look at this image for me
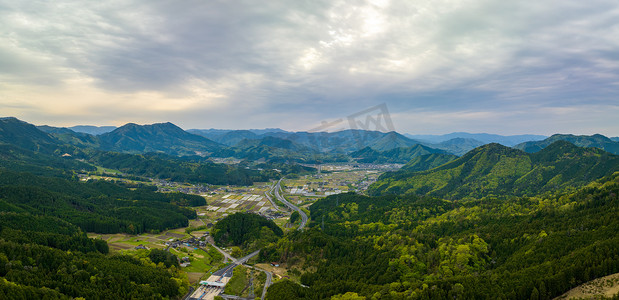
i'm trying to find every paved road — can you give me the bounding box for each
[201,179,304,299]
[260,267,272,300]
[211,250,260,280]
[263,181,283,212]
[243,264,272,300]
[206,237,237,264]
[273,179,308,230]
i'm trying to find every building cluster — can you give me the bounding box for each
[165,235,208,250]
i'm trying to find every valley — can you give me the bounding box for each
[0,117,618,299]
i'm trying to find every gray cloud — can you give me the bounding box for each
[1,0,618,134]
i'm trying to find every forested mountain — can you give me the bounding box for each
[368,141,619,199]
[264,173,619,299]
[99,122,223,156]
[514,133,619,154]
[0,169,198,234]
[38,125,102,149]
[0,144,94,178]
[1,118,278,185]
[0,127,202,298]
[350,144,447,163]
[0,117,58,153]
[88,151,267,185]
[7,117,505,160]
[0,212,187,298]
[400,153,458,172]
[215,129,424,154]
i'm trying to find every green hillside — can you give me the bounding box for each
[0,117,58,153]
[368,141,619,199]
[350,144,447,164]
[264,173,619,299]
[0,212,187,298]
[400,153,458,172]
[99,122,222,156]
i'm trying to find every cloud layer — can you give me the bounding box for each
[1,0,618,135]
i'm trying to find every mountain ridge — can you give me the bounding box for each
[369,140,619,198]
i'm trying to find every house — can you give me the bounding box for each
[270,262,280,267]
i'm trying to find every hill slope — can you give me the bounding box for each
[0,117,59,152]
[369,141,619,198]
[400,153,458,172]
[264,173,619,299]
[99,122,222,156]
[350,144,447,163]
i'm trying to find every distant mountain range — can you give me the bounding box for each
[69,125,118,135]
[405,132,547,146]
[514,134,619,155]
[3,117,618,165]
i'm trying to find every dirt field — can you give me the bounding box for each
[187,272,205,284]
[555,272,619,299]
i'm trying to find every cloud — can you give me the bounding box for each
[0,0,618,134]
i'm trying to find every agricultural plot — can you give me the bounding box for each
[279,167,386,211]
[206,193,267,212]
[200,185,280,219]
[283,167,384,197]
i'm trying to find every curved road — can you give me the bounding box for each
[263,181,283,212]
[273,178,308,230]
[199,178,306,300]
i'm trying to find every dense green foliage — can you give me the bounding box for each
[0,213,187,298]
[213,213,283,252]
[290,211,301,224]
[0,144,95,178]
[350,145,447,164]
[0,117,58,153]
[264,173,619,299]
[0,169,196,234]
[370,141,619,199]
[0,213,109,254]
[400,153,457,172]
[149,249,180,268]
[89,151,261,185]
[0,240,185,299]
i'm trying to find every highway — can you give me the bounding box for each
[193,178,304,300]
[273,178,308,230]
[263,181,283,212]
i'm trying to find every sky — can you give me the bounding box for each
[1,0,618,136]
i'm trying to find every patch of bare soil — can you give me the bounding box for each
[555,273,619,299]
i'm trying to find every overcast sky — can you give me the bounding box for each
[1,0,618,135]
